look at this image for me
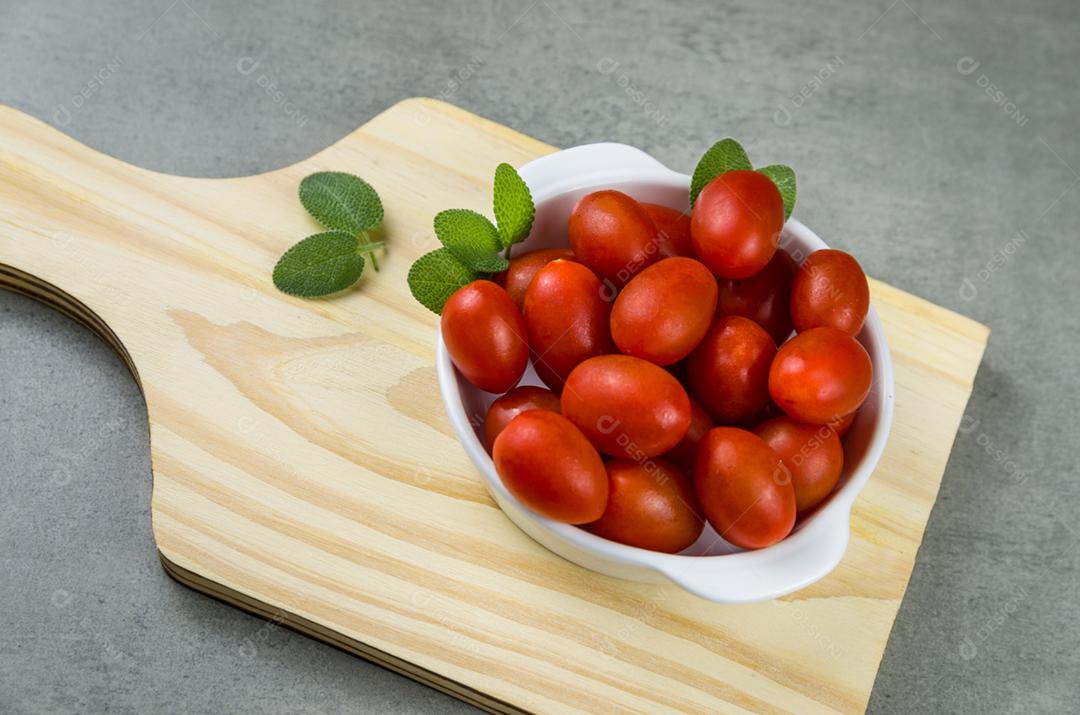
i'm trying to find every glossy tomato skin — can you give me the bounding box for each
[690,171,785,279]
[686,315,777,425]
[587,459,704,553]
[442,280,529,393]
[662,397,713,470]
[561,355,691,459]
[640,203,694,258]
[568,190,662,287]
[716,250,797,344]
[769,327,872,424]
[492,410,608,524]
[790,249,870,335]
[611,257,718,365]
[523,260,613,391]
[495,247,575,310]
[694,427,795,549]
[755,416,844,514]
[483,386,562,451]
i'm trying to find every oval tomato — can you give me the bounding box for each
[495,247,575,310]
[694,427,795,549]
[790,249,870,335]
[755,416,844,514]
[587,459,704,553]
[690,170,784,279]
[716,250,796,344]
[640,202,694,257]
[561,355,691,459]
[442,280,528,393]
[662,397,713,470]
[686,315,777,425]
[492,410,608,524]
[523,260,613,391]
[611,257,718,365]
[568,190,662,287]
[483,385,561,450]
[769,327,872,424]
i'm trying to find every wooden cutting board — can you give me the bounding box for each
[0,98,988,714]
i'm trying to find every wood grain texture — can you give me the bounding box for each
[0,98,989,714]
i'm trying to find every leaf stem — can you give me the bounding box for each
[504,244,512,260]
[359,230,380,271]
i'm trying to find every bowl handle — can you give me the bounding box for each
[655,508,853,604]
[518,143,680,194]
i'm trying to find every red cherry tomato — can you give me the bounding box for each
[640,203,694,258]
[694,427,795,549]
[716,250,796,344]
[493,411,608,524]
[442,280,528,393]
[587,459,704,553]
[830,411,856,437]
[690,170,785,279]
[769,327,872,424]
[755,416,844,514]
[523,260,613,391]
[568,190,662,287]
[495,247,575,310]
[790,249,870,335]
[686,315,777,425]
[483,385,561,451]
[561,355,691,459]
[662,397,713,470]
[611,257,718,365]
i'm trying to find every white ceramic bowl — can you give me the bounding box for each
[437,143,895,603]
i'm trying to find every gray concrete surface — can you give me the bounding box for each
[1,0,1077,712]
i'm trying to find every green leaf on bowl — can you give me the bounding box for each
[757,164,797,220]
[492,162,535,248]
[407,247,478,314]
[690,138,752,206]
[434,208,509,272]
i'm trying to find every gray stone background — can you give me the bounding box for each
[1,0,1077,712]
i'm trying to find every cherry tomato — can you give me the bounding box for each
[790,249,870,335]
[611,257,718,365]
[523,260,613,391]
[587,459,704,553]
[442,280,528,393]
[716,250,796,344]
[686,315,777,425]
[755,416,844,514]
[830,411,856,437]
[561,355,691,459]
[662,397,713,470]
[694,427,795,549]
[769,327,872,424]
[690,170,785,279]
[568,190,662,287]
[483,385,561,451]
[640,203,694,258]
[495,247,575,310]
[493,411,608,524]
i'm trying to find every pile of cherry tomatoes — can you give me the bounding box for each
[441,170,872,553]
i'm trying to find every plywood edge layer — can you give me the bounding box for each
[158,551,524,715]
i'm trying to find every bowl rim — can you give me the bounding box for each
[436,142,896,601]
